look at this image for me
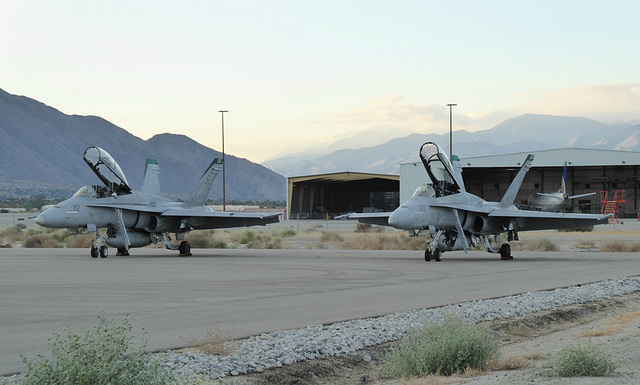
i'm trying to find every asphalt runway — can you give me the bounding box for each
[2,247,640,375]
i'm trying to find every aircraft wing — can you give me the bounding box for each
[431,202,610,231]
[340,212,392,226]
[161,208,281,228]
[87,203,165,213]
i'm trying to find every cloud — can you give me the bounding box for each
[506,83,640,122]
[325,95,449,125]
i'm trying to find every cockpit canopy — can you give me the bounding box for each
[83,146,131,195]
[419,142,463,197]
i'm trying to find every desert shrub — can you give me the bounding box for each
[65,234,94,248]
[51,229,70,243]
[233,229,258,244]
[18,313,175,385]
[23,234,61,248]
[320,231,344,243]
[600,241,640,252]
[542,340,616,377]
[0,225,25,242]
[355,223,383,233]
[510,239,558,252]
[278,228,297,237]
[385,314,499,378]
[246,233,282,249]
[15,223,27,230]
[343,234,425,250]
[185,231,227,249]
[557,226,594,233]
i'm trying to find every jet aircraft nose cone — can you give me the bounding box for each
[35,213,45,226]
[388,214,398,227]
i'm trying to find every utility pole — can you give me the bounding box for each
[218,110,228,211]
[446,103,457,159]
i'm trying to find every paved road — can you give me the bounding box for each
[2,247,640,375]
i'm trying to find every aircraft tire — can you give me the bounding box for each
[179,241,191,256]
[433,249,442,262]
[500,243,512,260]
[424,249,431,261]
[91,247,98,258]
[99,246,108,258]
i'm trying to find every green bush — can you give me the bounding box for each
[18,313,175,385]
[542,340,616,377]
[384,314,499,378]
[236,229,257,244]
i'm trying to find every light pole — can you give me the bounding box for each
[218,110,228,211]
[446,103,457,159]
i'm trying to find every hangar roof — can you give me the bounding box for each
[288,171,399,184]
[459,148,640,168]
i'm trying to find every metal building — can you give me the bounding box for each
[400,148,640,217]
[286,172,399,219]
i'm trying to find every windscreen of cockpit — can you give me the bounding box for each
[72,185,97,198]
[412,185,435,198]
[83,146,131,195]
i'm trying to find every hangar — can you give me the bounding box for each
[286,172,399,219]
[401,148,640,218]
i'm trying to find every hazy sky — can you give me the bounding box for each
[2,1,640,162]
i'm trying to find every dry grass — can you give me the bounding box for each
[488,353,541,371]
[575,240,597,249]
[509,238,558,252]
[572,310,640,339]
[599,241,640,252]
[342,233,425,250]
[65,234,94,248]
[23,234,61,248]
[180,326,237,356]
[319,231,344,242]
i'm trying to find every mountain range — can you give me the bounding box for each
[0,88,285,202]
[264,115,640,176]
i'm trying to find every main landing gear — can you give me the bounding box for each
[425,248,442,262]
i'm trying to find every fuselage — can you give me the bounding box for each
[387,191,507,236]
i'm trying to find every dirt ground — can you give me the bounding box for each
[209,291,640,385]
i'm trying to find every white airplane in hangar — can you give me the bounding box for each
[527,161,596,212]
[345,142,610,261]
[35,146,280,258]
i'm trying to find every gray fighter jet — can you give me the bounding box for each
[35,146,280,258]
[346,142,610,261]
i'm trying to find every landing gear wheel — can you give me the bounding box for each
[179,241,191,256]
[424,249,432,262]
[99,246,108,258]
[91,246,98,258]
[500,243,512,260]
[433,249,442,262]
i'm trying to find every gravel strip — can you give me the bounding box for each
[164,276,640,380]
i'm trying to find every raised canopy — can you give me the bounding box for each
[83,146,132,195]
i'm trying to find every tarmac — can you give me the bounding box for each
[2,242,640,375]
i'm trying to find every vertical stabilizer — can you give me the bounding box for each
[184,158,223,207]
[559,161,567,195]
[499,154,534,209]
[141,159,161,196]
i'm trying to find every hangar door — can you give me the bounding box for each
[287,172,399,219]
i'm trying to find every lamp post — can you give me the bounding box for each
[218,110,228,211]
[446,103,457,159]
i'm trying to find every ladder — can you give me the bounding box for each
[600,190,626,224]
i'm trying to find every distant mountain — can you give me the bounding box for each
[0,88,285,202]
[264,114,640,176]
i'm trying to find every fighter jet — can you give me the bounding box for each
[345,142,610,261]
[35,146,280,258]
[527,161,596,212]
